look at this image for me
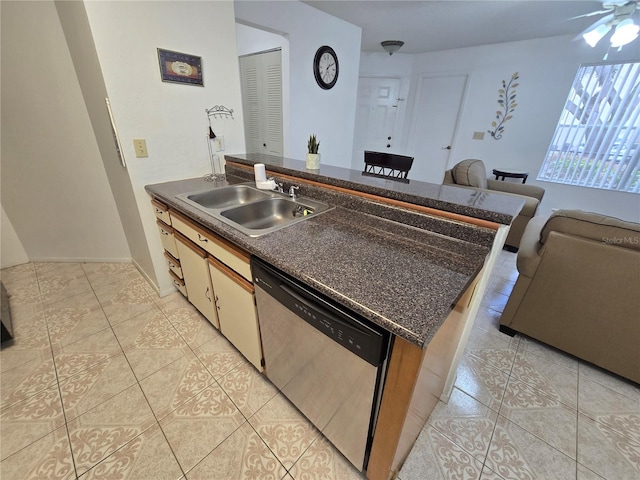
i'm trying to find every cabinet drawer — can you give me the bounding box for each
[171,211,252,281]
[168,270,187,297]
[152,198,172,225]
[157,221,179,258]
[164,251,183,279]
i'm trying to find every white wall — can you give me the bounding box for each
[236,22,287,57]
[83,0,246,293]
[403,35,640,222]
[1,206,29,269]
[235,0,362,167]
[0,0,130,263]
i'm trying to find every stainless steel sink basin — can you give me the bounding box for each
[182,185,271,209]
[176,183,333,237]
[221,197,329,233]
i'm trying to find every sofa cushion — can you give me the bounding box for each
[541,210,640,252]
[451,159,488,189]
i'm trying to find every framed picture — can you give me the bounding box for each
[157,48,203,86]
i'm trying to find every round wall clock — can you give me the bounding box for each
[313,46,339,90]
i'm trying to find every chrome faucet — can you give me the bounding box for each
[288,185,300,199]
[267,177,284,193]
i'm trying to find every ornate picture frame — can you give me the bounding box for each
[157,48,203,86]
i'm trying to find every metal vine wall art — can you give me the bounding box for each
[488,72,519,140]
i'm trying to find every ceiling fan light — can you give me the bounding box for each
[381,40,404,55]
[610,19,640,47]
[583,24,611,47]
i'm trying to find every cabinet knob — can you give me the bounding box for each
[387,144,391,148]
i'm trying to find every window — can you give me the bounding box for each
[537,61,640,193]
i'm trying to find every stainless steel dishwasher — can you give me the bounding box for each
[252,258,390,471]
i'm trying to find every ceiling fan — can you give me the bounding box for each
[575,0,640,47]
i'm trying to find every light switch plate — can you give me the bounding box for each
[133,139,148,157]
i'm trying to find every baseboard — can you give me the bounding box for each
[28,257,133,264]
[0,260,30,269]
[131,259,175,298]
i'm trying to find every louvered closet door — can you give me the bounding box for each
[239,49,283,155]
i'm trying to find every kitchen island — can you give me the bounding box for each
[145,153,524,479]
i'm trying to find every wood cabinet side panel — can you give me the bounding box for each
[366,338,423,480]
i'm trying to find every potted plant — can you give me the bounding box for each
[306,134,320,170]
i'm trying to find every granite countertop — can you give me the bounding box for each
[146,170,493,348]
[225,153,525,225]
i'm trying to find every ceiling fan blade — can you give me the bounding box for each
[570,9,614,20]
[579,13,615,34]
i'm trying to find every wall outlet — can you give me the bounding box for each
[472,131,485,140]
[133,139,148,157]
[215,135,225,152]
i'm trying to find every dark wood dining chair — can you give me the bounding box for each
[363,151,414,182]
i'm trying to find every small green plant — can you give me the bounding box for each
[307,134,320,154]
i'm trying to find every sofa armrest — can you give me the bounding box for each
[515,216,547,278]
[487,179,545,202]
[504,230,640,383]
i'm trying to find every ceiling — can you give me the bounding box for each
[302,1,608,54]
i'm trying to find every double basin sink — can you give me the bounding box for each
[176,183,333,237]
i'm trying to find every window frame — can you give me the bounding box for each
[537,60,640,194]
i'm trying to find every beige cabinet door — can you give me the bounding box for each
[209,257,263,371]
[175,233,219,329]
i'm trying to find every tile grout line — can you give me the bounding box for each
[81,263,190,480]
[34,265,80,480]
[158,297,307,477]
[479,334,520,477]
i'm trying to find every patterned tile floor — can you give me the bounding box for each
[0,252,637,479]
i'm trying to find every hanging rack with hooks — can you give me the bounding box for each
[204,105,234,181]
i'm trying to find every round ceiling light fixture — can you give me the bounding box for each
[610,18,640,46]
[381,40,404,55]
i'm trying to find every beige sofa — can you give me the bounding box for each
[443,159,545,250]
[499,210,640,383]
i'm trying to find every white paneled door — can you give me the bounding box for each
[409,74,468,184]
[352,77,402,167]
[239,49,283,156]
